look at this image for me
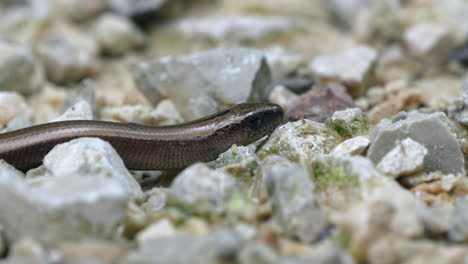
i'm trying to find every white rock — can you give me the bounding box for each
[403,23,454,64]
[149,99,184,125]
[132,47,272,120]
[331,136,370,156]
[331,108,363,123]
[310,45,378,84]
[101,104,152,123]
[377,138,428,178]
[43,137,142,200]
[0,160,129,246]
[136,219,176,245]
[0,91,32,128]
[94,13,144,55]
[0,41,37,94]
[171,15,294,42]
[264,45,304,81]
[170,163,237,215]
[51,100,93,122]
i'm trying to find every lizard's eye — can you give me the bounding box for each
[245,115,263,130]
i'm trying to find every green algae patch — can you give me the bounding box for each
[310,160,359,191]
[329,109,370,139]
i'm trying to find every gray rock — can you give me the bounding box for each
[108,0,167,16]
[132,47,272,120]
[268,85,300,112]
[56,240,127,264]
[448,196,468,242]
[62,80,97,118]
[169,163,238,215]
[331,136,370,156]
[0,159,130,246]
[2,238,49,264]
[258,119,341,162]
[265,46,304,82]
[36,27,98,84]
[43,137,142,199]
[262,155,328,243]
[171,15,295,43]
[93,13,144,55]
[377,138,428,178]
[367,112,465,174]
[0,41,37,94]
[127,229,242,264]
[309,45,377,97]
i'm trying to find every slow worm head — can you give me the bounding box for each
[0,103,283,172]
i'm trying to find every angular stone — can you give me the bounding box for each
[37,25,98,84]
[127,229,242,264]
[265,46,304,82]
[258,119,341,162]
[0,41,37,94]
[215,145,260,179]
[132,47,272,120]
[0,160,130,246]
[286,83,355,122]
[331,136,370,156]
[136,219,176,245]
[329,108,369,138]
[368,112,465,174]
[169,163,238,215]
[51,100,93,122]
[101,104,152,123]
[43,138,142,199]
[262,155,328,243]
[377,138,428,178]
[238,241,278,264]
[452,81,468,126]
[93,13,144,55]
[403,23,454,65]
[308,155,424,237]
[309,45,378,96]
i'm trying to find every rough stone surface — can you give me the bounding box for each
[309,155,424,237]
[43,137,142,199]
[215,145,261,179]
[377,138,428,178]
[136,218,176,245]
[169,163,238,215]
[0,159,130,246]
[93,13,144,55]
[330,108,369,138]
[265,46,304,82]
[262,155,328,243]
[368,112,465,174]
[127,229,242,264]
[258,119,341,162]
[286,83,355,122]
[132,47,272,120]
[331,136,370,156]
[452,80,468,126]
[309,45,378,96]
[101,104,152,123]
[238,241,278,264]
[0,91,32,128]
[0,41,37,94]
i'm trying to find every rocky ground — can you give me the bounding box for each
[1,0,468,263]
